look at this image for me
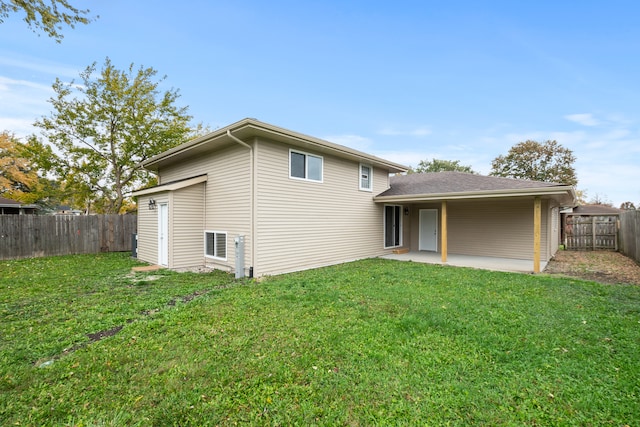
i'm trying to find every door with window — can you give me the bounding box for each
[419,209,438,251]
[384,205,402,248]
[158,203,169,266]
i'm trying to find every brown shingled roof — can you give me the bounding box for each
[571,204,622,215]
[378,171,567,197]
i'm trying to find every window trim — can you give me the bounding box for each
[359,163,373,191]
[204,230,227,261]
[289,149,323,183]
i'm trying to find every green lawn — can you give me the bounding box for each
[1,253,639,426]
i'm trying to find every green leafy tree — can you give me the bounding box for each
[0,131,39,201]
[411,158,477,174]
[32,58,193,214]
[0,131,64,208]
[0,0,95,42]
[490,140,577,186]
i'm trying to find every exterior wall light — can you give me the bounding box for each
[148,199,156,210]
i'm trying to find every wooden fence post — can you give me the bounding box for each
[533,197,541,273]
[441,201,448,263]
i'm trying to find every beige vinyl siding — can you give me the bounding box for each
[136,193,169,265]
[203,145,252,273]
[446,198,550,261]
[254,138,388,276]
[170,183,205,268]
[160,144,252,273]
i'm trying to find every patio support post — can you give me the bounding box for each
[533,197,541,273]
[441,201,448,262]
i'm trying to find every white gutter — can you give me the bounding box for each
[227,129,255,277]
[226,129,252,149]
[373,186,576,203]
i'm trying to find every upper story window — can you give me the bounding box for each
[290,149,323,182]
[359,163,372,191]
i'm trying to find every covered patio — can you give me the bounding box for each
[375,172,576,274]
[381,251,546,273]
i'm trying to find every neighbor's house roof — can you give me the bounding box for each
[0,197,21,207]
[141,118,408,174]
[374,171,576,205]
[0,196,39,214]
[568,204,622,215]
[0,196,38,208]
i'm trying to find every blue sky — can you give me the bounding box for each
[1,1,639,206]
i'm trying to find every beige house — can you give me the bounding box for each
[132,119,575,276]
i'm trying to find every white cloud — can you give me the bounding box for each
[324,134,373,152]
[0,118,37,137]
[565,113,600,126]
[0,75,53,137]
[378,126,432,137]
[371,150,438,168]
[0,56,79,79]
[0,76,52,92]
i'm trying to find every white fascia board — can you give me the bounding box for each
[131,175,208,197]
[374,186,575,203]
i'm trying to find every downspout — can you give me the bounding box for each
[227,129,254,278]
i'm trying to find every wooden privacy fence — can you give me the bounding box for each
[0,214,137,260]
[619,210,640,264]
[564,215,618,251]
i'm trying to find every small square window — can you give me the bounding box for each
[360,164,372,191]
[290,150,323,182]
[205,231,227,260]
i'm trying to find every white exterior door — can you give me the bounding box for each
[158,203,169,266]
[419,209,438,251]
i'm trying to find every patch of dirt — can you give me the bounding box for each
[543,251,640,285]
[87,325,124,342]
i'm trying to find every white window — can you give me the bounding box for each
[290,149,323,182]
[359,164,372,191]
[205,231,227,260]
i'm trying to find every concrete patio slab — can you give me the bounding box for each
[381,252,545,273]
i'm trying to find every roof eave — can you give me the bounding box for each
[131,174,208,197]
[374,186,576,204]
[140,118,409,173]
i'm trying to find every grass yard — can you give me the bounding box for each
[1,253,639,426]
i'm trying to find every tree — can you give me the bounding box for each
[0,0,95,42]
[574,189,588,205]
[0,131,65,208]
[0,131,40,202]
[620,201,636,210]
[32,58,193,214]
[411,158,477,174]
[490,140,577,186]
[588,193,613,207]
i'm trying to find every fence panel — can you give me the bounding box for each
[565,215,618,250]
[0,214,137,260]
[619,210,640,263]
